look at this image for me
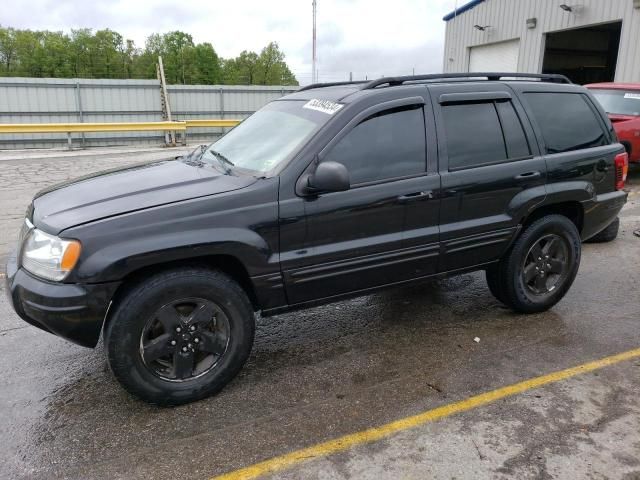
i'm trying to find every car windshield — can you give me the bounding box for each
[590,89,640,116]
[201,99,337,174]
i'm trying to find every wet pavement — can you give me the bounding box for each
[1,147,639,480]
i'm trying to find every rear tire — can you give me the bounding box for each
[585,217,619,243]
[495,215,581,314]
[105,268,255,406]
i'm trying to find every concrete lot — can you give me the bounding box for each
[1,147,639,480]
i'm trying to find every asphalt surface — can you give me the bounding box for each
[1,147,639,480]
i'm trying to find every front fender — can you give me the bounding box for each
[60,180,281,283]
[76,228,275,283]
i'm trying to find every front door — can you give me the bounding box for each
[282,98,440,304]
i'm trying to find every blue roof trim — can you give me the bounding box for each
[443,0,486,21]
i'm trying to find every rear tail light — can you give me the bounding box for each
[615,152,629,191]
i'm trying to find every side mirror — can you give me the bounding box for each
[306,161,350,193]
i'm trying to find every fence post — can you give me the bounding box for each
[219,87,225,138]
[75,81,85,148]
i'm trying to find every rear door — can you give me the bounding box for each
[429,83,547,272]
[518,86,619,195]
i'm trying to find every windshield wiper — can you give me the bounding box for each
[207,149,235,174]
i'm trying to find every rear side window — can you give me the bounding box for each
[524,93,608,154]
[442,100,531,170]
[323,106,426,185]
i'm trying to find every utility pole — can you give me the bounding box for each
[312,0,317,84]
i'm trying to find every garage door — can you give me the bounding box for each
[469,39,520,72]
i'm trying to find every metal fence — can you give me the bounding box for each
[0,77,298,149]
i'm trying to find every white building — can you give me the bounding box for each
[443,0,640,84]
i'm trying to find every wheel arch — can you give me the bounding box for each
[104,254,260,336]
[521,201,584,234]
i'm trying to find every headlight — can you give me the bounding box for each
[21,229,82,281]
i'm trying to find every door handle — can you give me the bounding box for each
[514,171,542,181]
[398,191,434,202]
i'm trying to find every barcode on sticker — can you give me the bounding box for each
[303,99,344,115]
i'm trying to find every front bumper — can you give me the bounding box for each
[5,250,120,348]
[581,190,628,241]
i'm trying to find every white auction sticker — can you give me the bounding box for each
[303,99,344,115]
[624,93,640,100]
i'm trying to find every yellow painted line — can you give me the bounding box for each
[213,347,640,480]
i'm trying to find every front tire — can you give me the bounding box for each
[495,215,581,314]
[105,268,255,406]
[485,264,508,305]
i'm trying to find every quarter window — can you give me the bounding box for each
[323,106,426,185]
[496,101,531,159]
[524,92,608,154]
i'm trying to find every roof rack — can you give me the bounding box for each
[297,80,368,92]
[361,72,572,90]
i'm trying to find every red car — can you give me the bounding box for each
[586,83,640,163]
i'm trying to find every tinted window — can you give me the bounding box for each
[524,93,608,154]
[442,102,507,170]
[323,106,426,185]
[496,101,531,159]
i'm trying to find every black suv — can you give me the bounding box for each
[6,73,628,405]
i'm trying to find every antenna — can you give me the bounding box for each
[312,0,317,84]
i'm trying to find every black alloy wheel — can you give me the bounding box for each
[521,233,570,299]
[140,298,230,381]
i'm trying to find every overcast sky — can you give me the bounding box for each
[2,0,459,84]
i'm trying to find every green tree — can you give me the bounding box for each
[0,26,297,86]
[223,43,297,86]
[192,43,222,84]
[70,29,93,77]
[91,29,125,78]
[144,31,196,84]
[256,42,297,85]
[223,50,259,84]
[41,31,73,77]
[0,27,17,74]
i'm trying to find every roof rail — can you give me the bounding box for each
[298,80,368,92]
[361,72,572,90]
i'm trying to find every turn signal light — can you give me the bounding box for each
[61,240,82,270]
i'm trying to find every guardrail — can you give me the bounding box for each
[0,119,241,148]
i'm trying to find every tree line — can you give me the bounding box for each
[0,27,298,86]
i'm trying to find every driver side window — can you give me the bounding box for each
[323,105,427,185]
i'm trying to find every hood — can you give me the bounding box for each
[32,157,257,234]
